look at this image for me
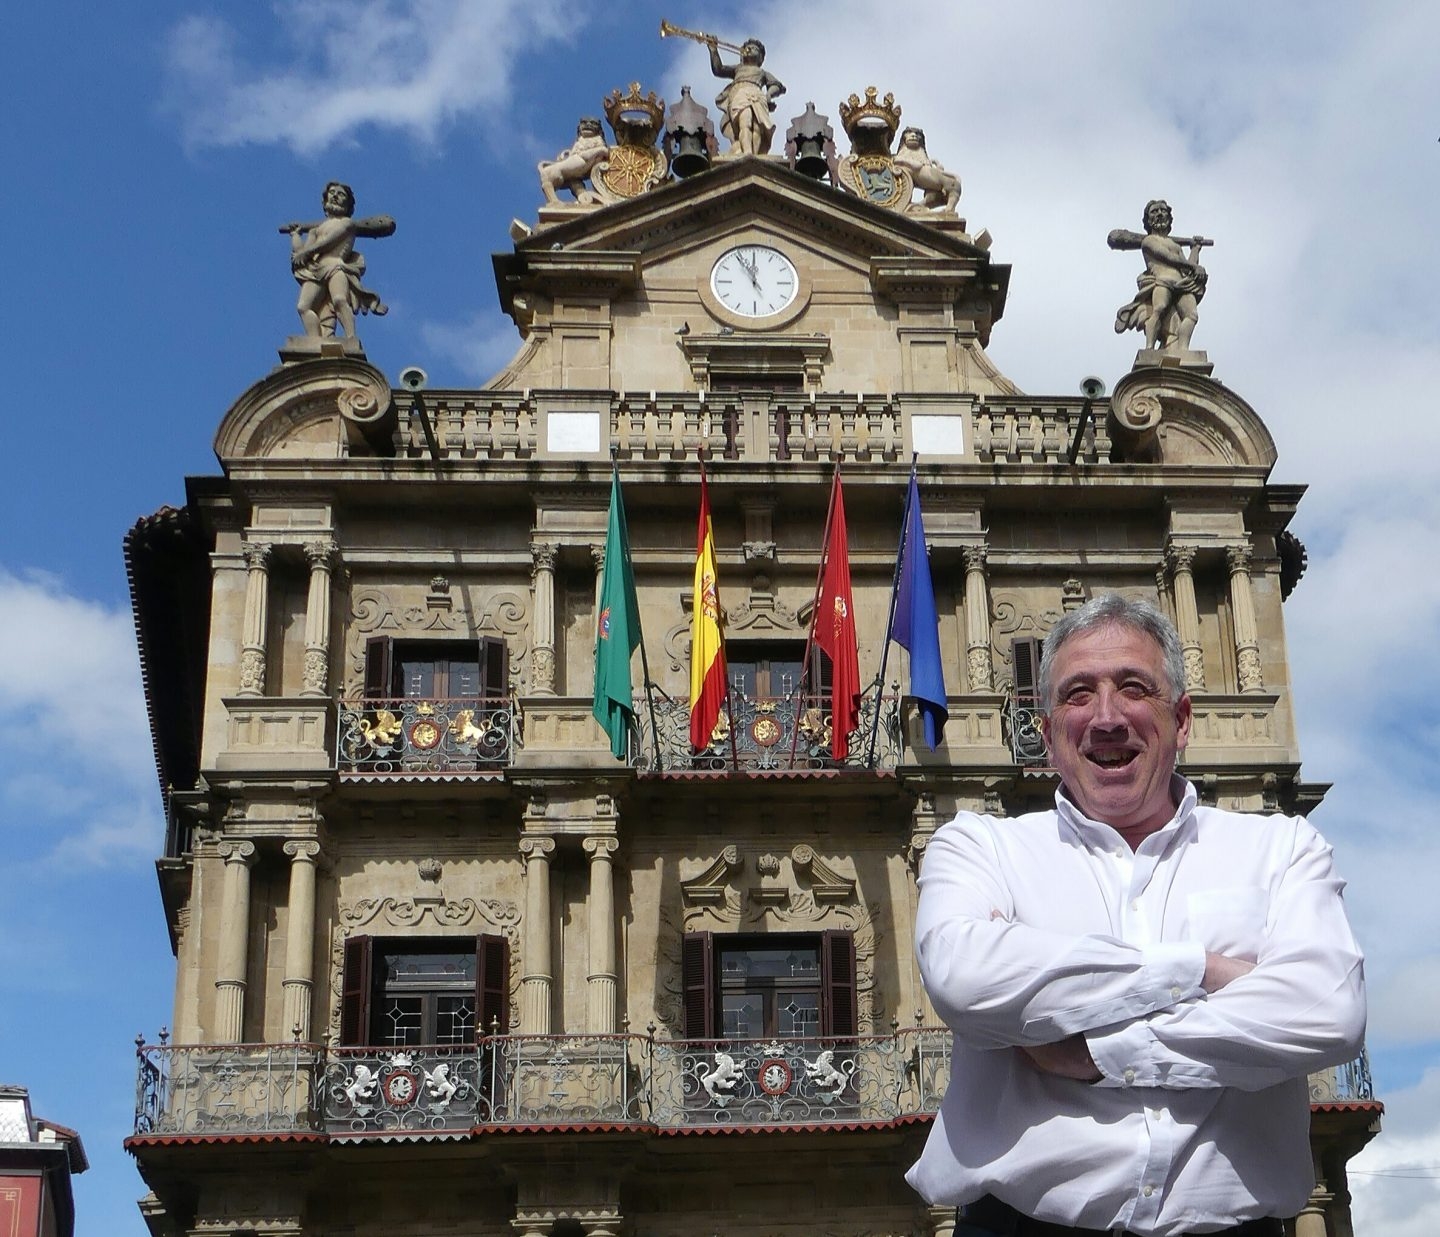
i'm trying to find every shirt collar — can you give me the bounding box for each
[1054,773,1197,848]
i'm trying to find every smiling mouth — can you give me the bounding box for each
[1087,750,1137,768]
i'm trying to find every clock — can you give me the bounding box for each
[709,245,800,319]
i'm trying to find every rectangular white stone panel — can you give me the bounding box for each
[911,413,966,458]
[547,411,603,455]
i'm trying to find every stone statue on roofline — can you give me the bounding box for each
[706,34,785,157]
[280,181,396,341]
[538,117,610,206]
[892,127,961,214]
[1108,199,1212,363]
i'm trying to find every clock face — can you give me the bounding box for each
[709,245,799,319]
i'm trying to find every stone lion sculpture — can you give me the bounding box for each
[538,118,610,206]
[893,127,961,213]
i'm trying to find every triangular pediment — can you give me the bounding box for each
[494,158,1008,323]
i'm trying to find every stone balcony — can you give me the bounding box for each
[130,1029,951,1139]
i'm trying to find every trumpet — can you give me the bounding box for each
[659,19,744,54]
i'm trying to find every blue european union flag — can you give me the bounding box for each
[890,473,948,749]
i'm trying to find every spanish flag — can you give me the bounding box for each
[689,468,727,750]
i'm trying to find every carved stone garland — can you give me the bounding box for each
[654,844,882,1035]
[345,585,530,694]
[327,885,522,1046]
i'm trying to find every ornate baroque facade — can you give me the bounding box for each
[125,60,1378,1237]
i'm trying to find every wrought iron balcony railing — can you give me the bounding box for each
[630,689,903,773]
[133,1032,1377,1139]
[134,1029,949,1137]
[1006,695,1049,767]
[336,696,516,775]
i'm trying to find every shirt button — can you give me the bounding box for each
[1124,1068,1136,1084]
[1129,900,1140,911]
[1143,1185,1155,1197]
[1170,985,1182,998]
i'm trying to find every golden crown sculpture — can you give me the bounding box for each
[838,87,902,143]
[603,82,667,143]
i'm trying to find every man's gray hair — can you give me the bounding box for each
[1037,593,1186,708]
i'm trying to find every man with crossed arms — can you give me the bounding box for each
[907,594,1365,1237]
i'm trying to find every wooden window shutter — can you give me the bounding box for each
[363,637,394,700]
[820,929,857,1039]
[1012,637,1044,707]
[476,933,510,1036]
[681,931,715,1040]
[340,935,374,1046]
[479,636,508,700]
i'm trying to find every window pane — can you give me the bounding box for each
[448,659,481,698]
[719,946,818,981]
[722,993,763,1038]
[435,995,476,1045]
[379,996,423,1045]
[385,951,476,989]
[778,992,820,1037]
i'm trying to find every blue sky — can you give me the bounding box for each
[3,2,1439,1232]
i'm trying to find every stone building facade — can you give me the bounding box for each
[125,77,1378,1237]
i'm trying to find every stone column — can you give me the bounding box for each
[215,839,257,1042]
[281,840,322,1040]
[962,545,993,691]
[518,835,556,1033]
[1166,544,1206,692]
[530,542,559,695]
[300,540,337,698]
[238,542,272,696]
[1293,1186,1332,1237]
[583,835,620,1032]
[1226,545,1265,692]
[591,542,606,616]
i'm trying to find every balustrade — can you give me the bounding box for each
[336,696,515,775]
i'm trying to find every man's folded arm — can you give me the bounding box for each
[1087,825,1366,1091]
[916,821,1205,1049]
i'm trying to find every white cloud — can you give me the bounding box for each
[0,569,160,868]
[163,0,581,154]
[1350,1066,1440,1237]
[420,311,532,385]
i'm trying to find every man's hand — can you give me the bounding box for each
[1018,1035,1102,1082]
[1202,952,1255,993]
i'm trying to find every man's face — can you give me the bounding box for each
[1039,623,1191,838]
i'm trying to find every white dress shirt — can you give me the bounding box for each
[905,777,1366,1237]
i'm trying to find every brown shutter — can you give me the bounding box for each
[476,933,510,1036]
[363,637,394,700]
[821,929,857,1039]
[340,935,373,1046]
[480,636,508,700]
[681,931,715,1040]
[1012,637,1044,707]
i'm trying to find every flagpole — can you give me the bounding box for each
[699,453,741,774]
[613,448,664,771]
[790,464,841,769]
[867,454,917,767]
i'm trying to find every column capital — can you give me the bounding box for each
[531,541,559,572]
[961,543,989,571]
[303,539,338,570]
[218,838,257,865]
[519,835,556,860]
[590,543,606,571]
[283,839,323,863]
[1226,543,1253,573]
[1166,542,1199,572]
[242,540,273,570]
[583,835,620,860]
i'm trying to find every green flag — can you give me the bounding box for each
[593,468,642,758]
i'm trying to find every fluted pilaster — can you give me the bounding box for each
[530,542,558,695]
[583,835,620,1032]
[300,541,337,697]
[518,834,556,1032]
[1166,543,1206,692]
[1227,544,1264,692]
[281,839,322,1039]
[962,545,992,691]
[238,542,272,696]
[215,839,257,1041]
